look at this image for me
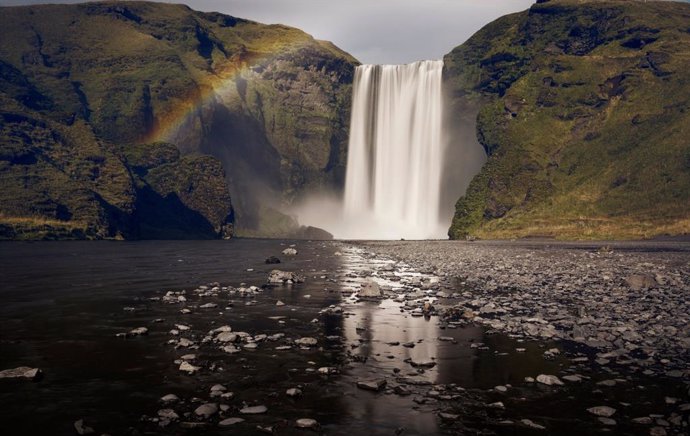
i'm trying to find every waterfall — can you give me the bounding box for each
[342,60,446,239]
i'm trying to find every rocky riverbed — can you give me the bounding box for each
[1,239,689,435]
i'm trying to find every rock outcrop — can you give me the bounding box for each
[445,0,690,240]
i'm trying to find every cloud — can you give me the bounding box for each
[0,0,536,63]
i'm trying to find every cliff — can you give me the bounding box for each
[0,1,356,239]
[445,0,690,240]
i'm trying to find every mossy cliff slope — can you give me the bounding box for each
[446,0,690,240]
[0,110,234,240]
[0,1,356,238]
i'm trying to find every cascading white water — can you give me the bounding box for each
[341,60,446,239]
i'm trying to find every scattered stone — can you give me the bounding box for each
[587,406,617,417]
[74,419,94,435]
[295,418,319,429]
[357,379,387,391]
[194,403,218,418]
[625,274,657,290]
[282,248,298,256]
[521,419,546,430]
[265,256,281,264]
[240,405,268,414]
[0,366,42,381]
[287,388,302,397]
[129,327,148,336]
[408,359,436,369]
[536,374,563,386]
[160,394,179,403]
[158,409,179,420]
[268,270,305,285]
[219,417,245,426]
[295,337,318,347]
[179,361,201,374]
[359,279,382,298]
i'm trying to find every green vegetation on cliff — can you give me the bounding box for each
[446,0,690,240]
[0,1,357,238]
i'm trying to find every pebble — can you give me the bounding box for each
[129,327,148,336]
[295,418,319,429]
[219,417,245,426]
[521,419,546,430]
[179,361,200,374]
[240,405,268,414]
[160,394,179,403]
[287,388,303,397]
[536,374,563,386]
[357,379,387,391]
[295,337,318,347]
[73,419,94,435]
[587,406,617,417]
[194,403,218,418]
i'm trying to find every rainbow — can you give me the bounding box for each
[140,32,314,145]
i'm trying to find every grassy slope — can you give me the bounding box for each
[0,1,356,239]
[446,0,690,240]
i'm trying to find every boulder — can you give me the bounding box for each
[359,279,382,298]
[268,270,305,285]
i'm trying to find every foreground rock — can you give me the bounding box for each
[358,279,383,298]
[219,417,244,426]
[240,405,268,414]
[0,367,42,381]
[268,270,305,285]
[295,418,319,429]
[536,374,563,386]
[587,406,616,417]
[357,379,387,391]
[194,403,218,418]
[73,419,94,435]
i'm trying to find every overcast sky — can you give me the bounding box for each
[0,0,537,63]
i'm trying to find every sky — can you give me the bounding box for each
[0,0,536,64]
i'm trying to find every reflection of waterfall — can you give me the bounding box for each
[342,61,445,240]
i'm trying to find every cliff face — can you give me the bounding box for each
[0,1,356,238]
[0,109,234,240]
[445,0,690,240]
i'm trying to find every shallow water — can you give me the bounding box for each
[0,240,685,435]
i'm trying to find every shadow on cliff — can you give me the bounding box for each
[133,187,218,239]
[201,103,283,233]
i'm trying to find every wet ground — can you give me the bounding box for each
[0,239,688,435]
